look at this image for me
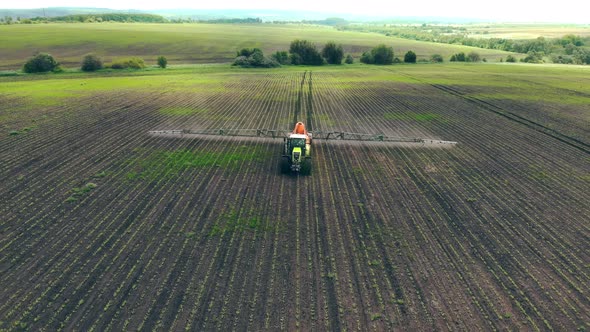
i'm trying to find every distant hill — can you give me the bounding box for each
[0,7,145,19]
[0,7,486,24]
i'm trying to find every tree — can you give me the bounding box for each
[271,51,290,65]
[290,53,303,65]
[467,51,481,62]
[237,48,262,57]
[81,54,103,72]
[371,44,394,64]
[560,34,583,47]
[361,45,394,65]
[157,55,168,68]
[564,43,576,55]
[522,51,543,63]
[404,50,417,63]
[345,54,354,64]
[249,50,265,66]
[430,54,443,63]
[450,52,466,62]
[573,49,590,64]
[289,39,324,65]
[321,41,344,64]
[360,51,374,64]
[23,53,60,73]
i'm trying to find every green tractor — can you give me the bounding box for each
[281,123,312,175]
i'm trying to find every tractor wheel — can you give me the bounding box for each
[280,157,291,174]
[301,159,312,175]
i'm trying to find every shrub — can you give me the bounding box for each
[80,54,103,72]
[110,57,145,69]
[23,53,60,73]
[404,50,417,63]
[157,55,167,68]
[289,39,324,65]
[522,51,543,63]
[360,51,374,64]
[430,54,443,63]
[467,51,481,62]
[257,56,280,68]
[233,56,250,67]
[232,49,280,68]
[271,51,290,65]
[237,48,261,57]
[552,55,573,64]
[506,55,517,62]
[344,54,354,64]
[450,52,466,62]
[321,41,344,64]
[290,53,303,65]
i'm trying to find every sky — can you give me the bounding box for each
[2,0,589,23]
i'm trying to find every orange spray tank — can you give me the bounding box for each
[292,122,312,157]
[293,122,307,135]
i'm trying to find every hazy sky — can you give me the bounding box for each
[3,0,590,23]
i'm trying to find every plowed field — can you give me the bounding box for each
[1,64,589,330]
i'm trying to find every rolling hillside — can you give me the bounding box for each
[0,23,519,70]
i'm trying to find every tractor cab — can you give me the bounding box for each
[282,133,312,174]
[288,134,306,149]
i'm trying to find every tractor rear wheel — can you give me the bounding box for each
[301,159,312,175]
[280,157,291,174]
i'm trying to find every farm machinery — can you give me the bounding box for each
[149,71,457,175]
[149,121,457,175]
[282,122,312,174]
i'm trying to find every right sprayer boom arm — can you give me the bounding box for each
[312,131,457,145]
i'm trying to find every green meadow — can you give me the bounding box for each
[0,23,518,70]
[1,62,588,107]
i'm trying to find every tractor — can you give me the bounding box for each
[281,122,312,175]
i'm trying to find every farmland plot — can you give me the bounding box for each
[0,65,589,331]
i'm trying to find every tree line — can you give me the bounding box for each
[1,15,266,24]
[233,40,426,68]
[19,14,167,23]
[233,40,350,68]
[341,25,590,65]
[20,53,169,73]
